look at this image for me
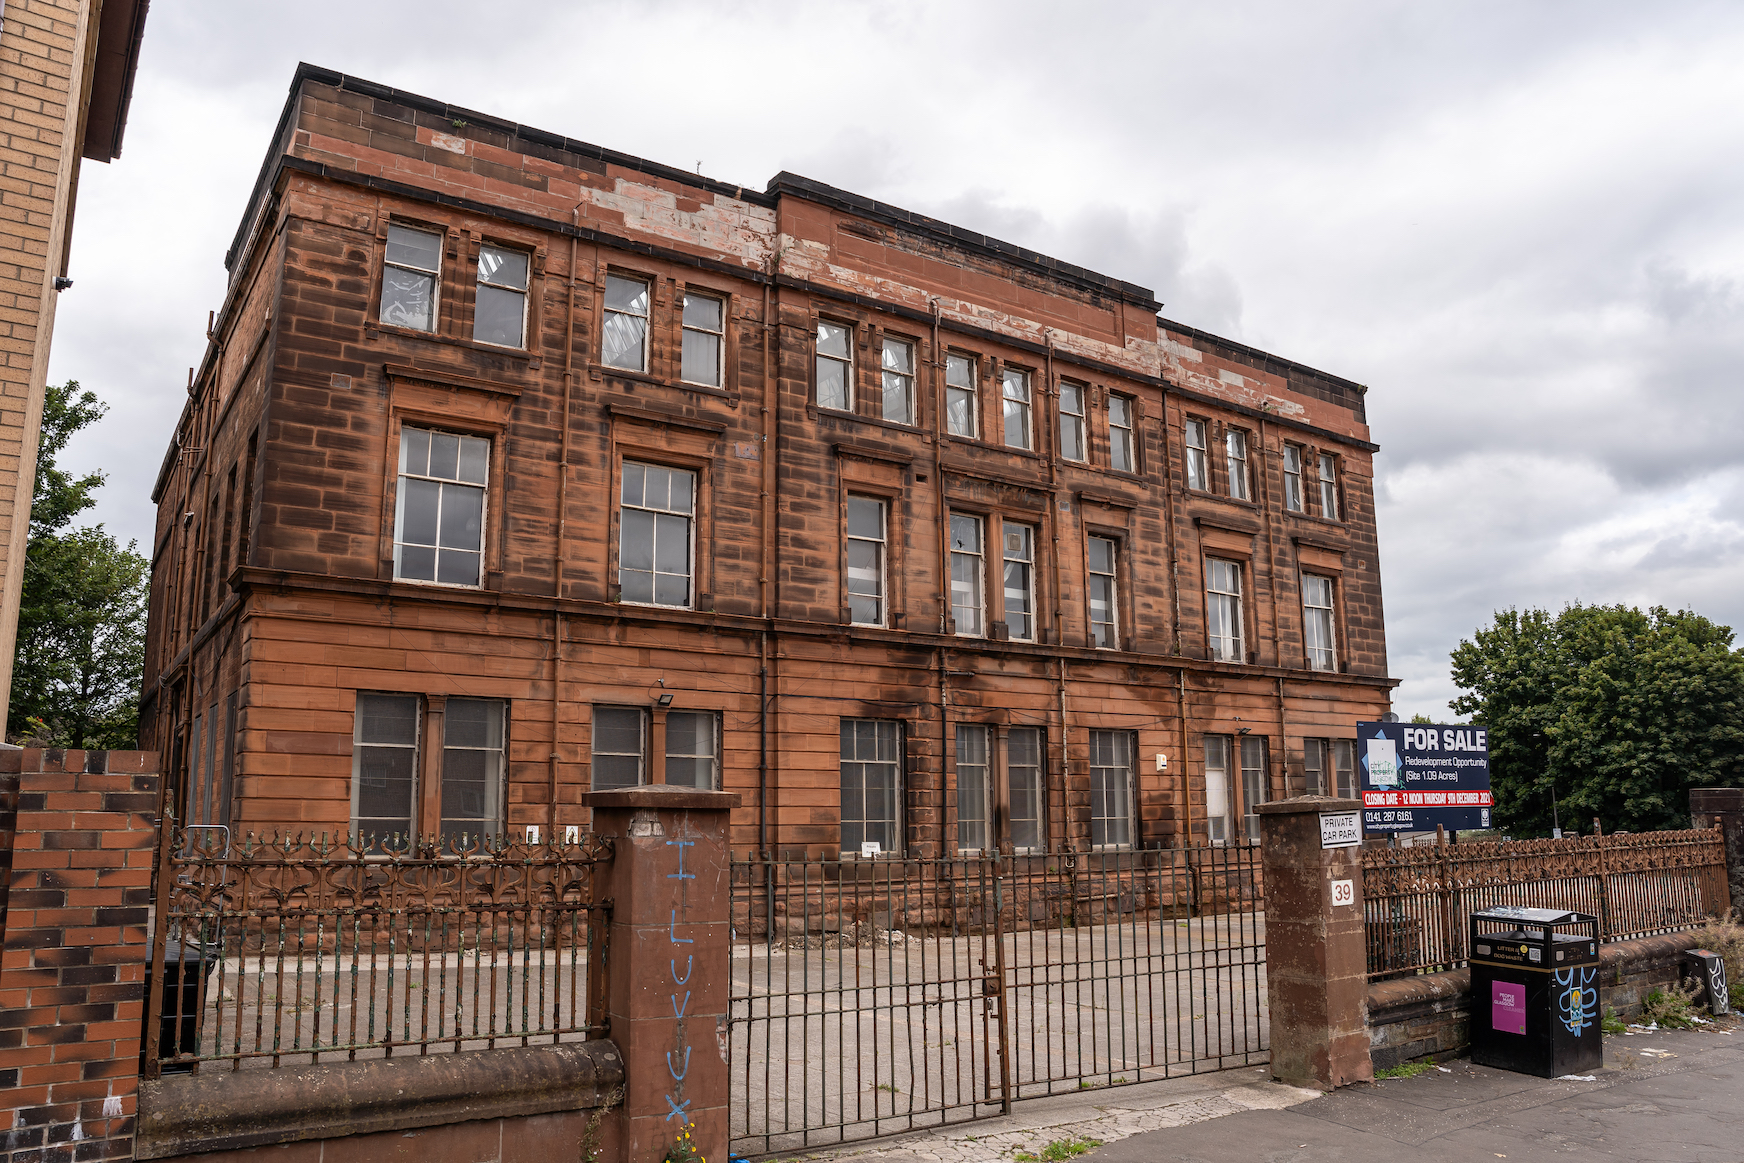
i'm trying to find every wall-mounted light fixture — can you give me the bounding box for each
[656,692,674,707]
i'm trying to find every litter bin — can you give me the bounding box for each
[143,939,216,1074]
[1468,907,1602,1078]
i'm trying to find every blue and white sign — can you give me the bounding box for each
[1357,721,1493,834]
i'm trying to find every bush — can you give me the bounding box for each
[1638,984,1702,1029]
[1690,914,1743,997]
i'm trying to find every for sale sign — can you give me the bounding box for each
[1357,721,1493,834]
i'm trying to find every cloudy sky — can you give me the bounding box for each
[48,0,1744,716]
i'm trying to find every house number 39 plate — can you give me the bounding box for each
[1331,879,1355,907]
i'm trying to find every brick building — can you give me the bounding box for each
[0,0,149,716]
[139,64,1396,858]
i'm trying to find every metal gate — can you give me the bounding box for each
[728,846,1267,1155]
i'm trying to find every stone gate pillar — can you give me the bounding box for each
[1256,796,1373,1090]
[583,786,739,1163]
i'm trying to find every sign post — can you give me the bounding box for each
[1357,721,1493,835]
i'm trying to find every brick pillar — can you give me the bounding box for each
[583,786,739,1163]
[0,749,161,1162]
[1690,789,1744,913]
[1257,796,1373,1090]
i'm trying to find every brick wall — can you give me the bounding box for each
[0,748,160,1162]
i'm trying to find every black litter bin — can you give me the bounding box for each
[1468,907,1602,1078]
[143,939,215,1074]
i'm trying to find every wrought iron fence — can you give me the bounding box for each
[1362,827,1728,979]
[728,845,1266,1155]
[144,819,613,1077]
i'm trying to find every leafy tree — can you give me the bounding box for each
[7,381,147,748]
[1450,604,1744,836]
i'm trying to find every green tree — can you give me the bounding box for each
[7,380,147,748]
[1450,604,1744,836]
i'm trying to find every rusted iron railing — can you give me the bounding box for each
[1362,827,1728,979]
[728,845,1267,1155]
[143,818,613,1077]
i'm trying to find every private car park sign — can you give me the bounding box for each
[1357,721,1494,834]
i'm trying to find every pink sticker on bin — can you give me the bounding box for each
[1492,981,1526,1034]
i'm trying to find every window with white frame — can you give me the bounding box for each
[1185,419,1209,490]
[1002,368,1032,449]
[956,724,991,851]
[440,698,505,839]
[602,274,650,371]
[1304,738,1356,799]
[1002,522,1036,641]
[950,513,984,636]
[816,320,853,410]
[619,462,695,607]
[881,337,914,424]
[1089,729,1134,848]
[1240,735,1267,842]
[1206,558,1244,662]
[474,245,529,348]
[681,291,725,387]
[1058,383,1086,462]
[1088,536,1119,649]
[381,224,441,332]
[395,426,488,586]
[1204,734,1232,844]
[841,719,902,855]
[591,706,645,790]
[1009,727,1044,851]
[847,495,886,626]
[946,354,978,438]
[1302,574,1336,671]
[1109,394,1135,472]
[1283,444,1305,512]
[353,693,420,838]
[665,711,719,790]
[1318,453,1340,520]
[1226,428,1251,500]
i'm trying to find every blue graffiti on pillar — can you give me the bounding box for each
[665,835,699,1121]
[1554,966,1597,1036]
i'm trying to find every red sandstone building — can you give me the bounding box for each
[139,65,1396,858]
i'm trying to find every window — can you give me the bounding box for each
[1109,394,1135,472]
[441,698,505,838]
[1225,429,1250,500]
[665,711,719,790]
[881,337,914,424]
[1240,735,1268,842]
[945,354,978,438]
[619,462,695,607]
[1185,419,1209,490]
[395,426,488,586]
[816,320,852,410]
[381,224,440,332]
[841,719,902,855]
[1089,729,1134,848]
[956,724,991,851]
[1002,522,1036,642]
[1088,536,1119,649]
[1318,453,1340,520]
[1058,383,1086,462]
[591,707,645,790]
[602,274,650,371]
[950,514,984,636]
[1204,735,1232,844]
[353,693,420,838]
[681,292,725,387]
[847,495,886,626]
[1206,558,1244,662]
[1008,728,1044,851]
[474,245,529,348]
[1283,445,1305,513]
[1002,368,1032,449]
[1304,738,1356,798]
[1303,574,1336,671]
